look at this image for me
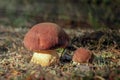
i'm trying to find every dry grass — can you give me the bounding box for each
[0,25,120,80]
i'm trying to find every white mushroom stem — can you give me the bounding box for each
[30,50,59,67]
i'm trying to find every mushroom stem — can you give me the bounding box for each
[30,50,59,67]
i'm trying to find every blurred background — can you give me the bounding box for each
[0,0,120,30]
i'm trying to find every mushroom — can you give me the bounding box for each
[23,22,69,66]
[72,47,91,63]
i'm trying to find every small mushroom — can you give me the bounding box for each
[23,22,69,66]
[72,47,91,63]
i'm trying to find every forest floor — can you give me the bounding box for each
[0,25,120,80]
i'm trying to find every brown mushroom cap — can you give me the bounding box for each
[23,22,69,51]
[72,48,91,63]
